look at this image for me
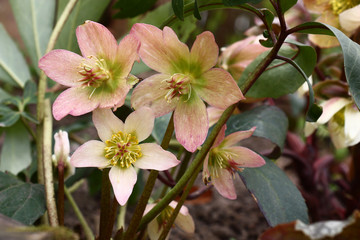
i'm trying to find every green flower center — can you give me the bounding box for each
[164,73,192,103]
[104,131,142,168]
[331,0,360,15]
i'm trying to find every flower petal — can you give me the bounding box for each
[93,108,124,142]
[134,143,180,170]
[225,146,266,167]
[70,140,108,168]
[76,21,118,60]
[222,127,256,147]
[328,118,347,149]
[193,68,244,109]
[339,5,360,32]
[95,80,131,109]
[190,31,218,73]
[130,23,189,74]
[308,14,341,48]
[344,104,360,146]
[109,166,137,206]
[318,97,351,124]
[116,34,140,75]
[212,169,237,200]
[213,124,226,148]
[174,93,208,152]
[174,206,195,234]
[147,218,163,240]
[52,87,99,120]
[39,49,83,87]
[125,107,154,142]
[304,122,319,137]
[131,73,177,117]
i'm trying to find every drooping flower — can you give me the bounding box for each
[39,20,140,120]
[130,23,244,152]
[218,36,267,81]
[70,107,180,205]
[52,130,74,179]
[305,97,360,148]
[145,201,195,240]
[203,125,265,199]
[304,0,360,48]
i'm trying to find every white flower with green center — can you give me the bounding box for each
[70,107,180,205]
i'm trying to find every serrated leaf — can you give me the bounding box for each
[10,0,55,74]
[113,0,157,19]
[239,156,309,227]
[239,43,316,98]
[55,0,111,53]
[0,172,46,225]
[0,24,31,88]
[222,0,263,6]
[172,0,184,20]
[0,121,32,174]
[278,0,297,13]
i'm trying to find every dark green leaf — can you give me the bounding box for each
[222,0,263,6]
[291,22,333,36]
[239,156,309,227]
[21,112,39,124]
[239,43,316,98]
[152,113,172,144]
[113,0,157,19]
[172,0,184,20]
[0,121,32,174]
[0,88,10,102]
[262,8,274,28]
[23,81,37,105]
[278,0,297,13]
[0,172,46,225]
[193,0,201,20]
[0,109,20,127]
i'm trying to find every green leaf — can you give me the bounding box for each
[239,156,309,227]
[0,172,46,225]
[0,106,20,127]
[226,105,288,156]
[0,88,10,102]
[278,0,297,13]
[0,121,32,175]
[193,0,201,19]
[23,80,37,105]
[113,0,157,19]
[55,0,111,53]
[0,24,31,88]
[21,112,39,124]
[222,0,263,6]
[152,113,172,144]
[239,43,316,98]
[10,0,55,73]
[172,0,184,20]
[291,22,333,36]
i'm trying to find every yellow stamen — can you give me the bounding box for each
[331,0,360,15]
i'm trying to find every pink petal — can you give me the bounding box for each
[225,146,266,167]
[124,107,155,142]
[92,108,124,142]
[318,97,351,124]
[95,81,131,109]
[38,49,83,87]
[130,23,189,74]
[202,154,210,178]
[116,34,140,75]
[109,166,137,206]
[190,31,218,73]
[213,125,226,148]
[134,143,180,170]
[207,106,225,127]
[212,169,237,200]
[70,140,108,168]
[194,68,244,109]
[76,21,118,60]
[52,87,99,120]
[131,73,178,117]
[222,127,256,147]
[174,93,208,152]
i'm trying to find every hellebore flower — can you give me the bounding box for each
[70,107,180,205]
[203,126,265,199]
[52,130,74,179]
[305,97,360,149]
[39,20,140,120]
[218,36,267,81]
[145,201,195,240]
[130,23,244,152]
[304,0,360,48]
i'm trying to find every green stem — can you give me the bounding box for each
[64,186,94,240]
[99,168,111,240]
[124,114,174,240]
[20,116,37,141]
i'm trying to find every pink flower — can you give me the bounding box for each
[203,126,265,199]
[130,23,244,152]
[39,20,140,120]
[70,107,180,205]
[145,201,195,240]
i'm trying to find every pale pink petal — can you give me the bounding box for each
[304,122,319,137]
[222,127,256,147]
[134,143,180,170]
[212,169,237,200]
[193,68,244,109]
[95,80,130,109]
[54,130,70,160]
[328,119,347,149]
[116,34,140,75]
[174,93,208,152]
[213,125,226,148]
[339,5,360,32]
[70,140,108,168]
[76,21,118,60]
[38,49,83,87]
[344,104,360,146]
[207,106,224,127]
[130,23,189,74]
[225,146,266,167]
[52,87,99,120]
[147,218,163,240]
[92,108,124,142]
[190,31,218,72]
[131,73,178,117]
[124,107,154,142]
[317,97,351,124]
[174,208,195,234]
[202,154,210,179]
[109,166,137,206]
